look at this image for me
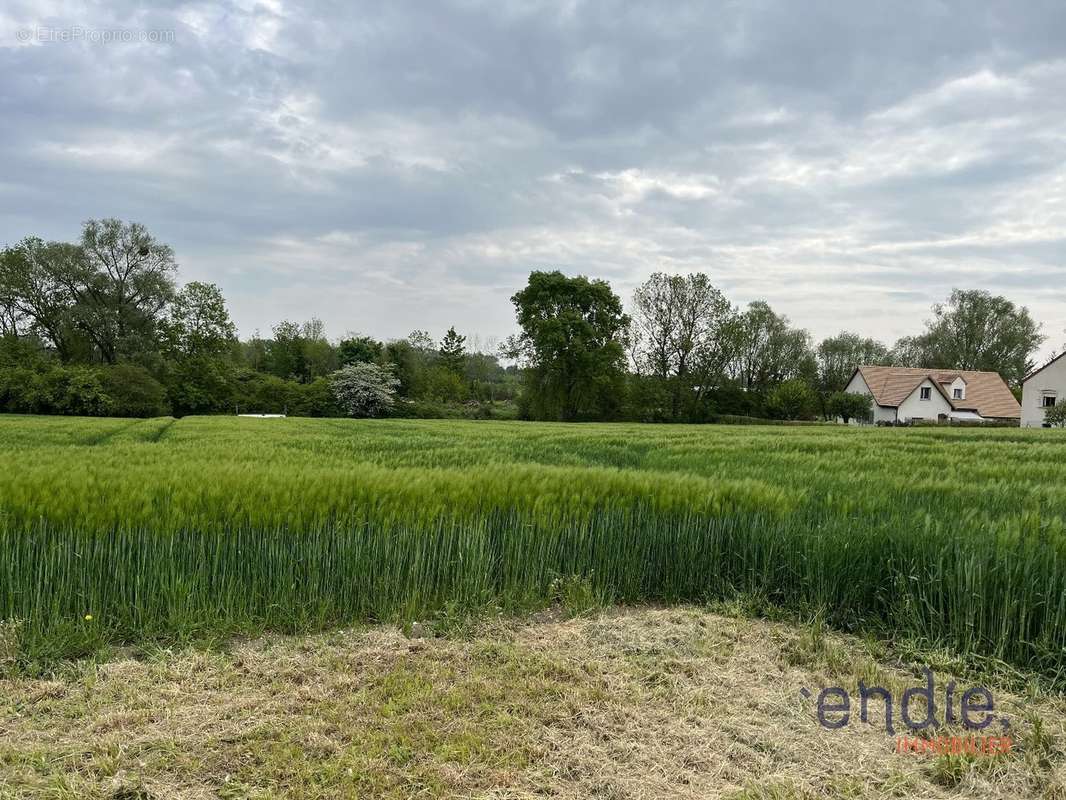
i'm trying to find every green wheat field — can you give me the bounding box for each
[2,415,1065,679]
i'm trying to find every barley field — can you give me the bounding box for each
[1,415,1064,678]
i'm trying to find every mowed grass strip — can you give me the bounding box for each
[0,415,1064,677]
[2,608,1064,799]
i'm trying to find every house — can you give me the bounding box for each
[844,365,1021,424]
[1021,353,1066,427]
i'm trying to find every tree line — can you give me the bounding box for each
[506,270,1047,422]
[0,219,1053,421]
[0,220,517,418]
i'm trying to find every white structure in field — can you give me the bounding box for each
[844,365,1020,424]
[1021,353,1066,427]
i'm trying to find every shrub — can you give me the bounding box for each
[292,377,342,417]
[330,362,400,417]
[38,366,110,416]
[767,379,817,421]
[392,399,518,420]
[232,370,300,415]
[422,366,467,404]
[165,356,236,415]
[1045,403,1066,428]
[0,366,45,413]
[825,391,873,424]
[101,364,170,417]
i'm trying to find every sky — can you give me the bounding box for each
[2,1,1065,358]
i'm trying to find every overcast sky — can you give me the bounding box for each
[2,1,1064,356]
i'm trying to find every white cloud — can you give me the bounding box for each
[2,0,1065,362]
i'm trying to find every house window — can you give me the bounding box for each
[953,388,963,399]
[1043,395,1057,408]
[920,387,932,400]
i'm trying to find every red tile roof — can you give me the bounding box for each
[854,365,1020,419]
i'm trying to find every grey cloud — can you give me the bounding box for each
[1,1,1065,353]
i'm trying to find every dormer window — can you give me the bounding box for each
[920,387,932,400]
[953,388,963,399]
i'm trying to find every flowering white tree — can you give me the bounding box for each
[329,362,399,417]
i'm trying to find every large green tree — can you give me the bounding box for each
[0,221,177,365]
[630,272,737,420]
[300,318,337,381]
[267,320,307,382]
[438,326,466,375]
[767,378,817,421]
[729,301,812,393]
[816,332,889,394]
[0,238,87,360]
[338,335,383,366]
[163,282,238,413]
[893,289,1044,386]
[165,282,235,357]
[73,219,178,364]
[889,335,932,369]
[381,331,437,398]
[506,270,629,421]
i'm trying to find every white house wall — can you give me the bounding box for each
[896,379,953,422]
[1022,356,1066,427]
[844,372,897,423]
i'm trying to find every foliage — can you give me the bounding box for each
[267,320,308,382]
[892,289,1045,386]
[382,339,422,397]
[35,366,112,416]
[338,335,383,366]
[423,365,466,403]
[465,352,518,402]
[1045,403,1066,428]
[731,301,813,393]
[0,220,176,367]
[825,391,873,424]
[438,326,466,375]
[407,330,435,352]
[0,362,169,417]
[330,362,400,417]
[766,378,817,420]
[240,331,270,372]
[164,353,236,415]
[300,318,338,381]
[393,399,519,420]
[0,238,87,360]
[630,272,737,420]
[889,335,930,369]
[165,281,235,357]
[507,270,629,421]
[161,281,238,414]
[0,334,48,370]
[76,219,179,364]
[233,370,299,415]
[100,364,170,417]
[816,333,888,395]
[0,221,1054,424]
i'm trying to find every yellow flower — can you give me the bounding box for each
[84,614,93,622]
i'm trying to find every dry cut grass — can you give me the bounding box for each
[1,607,1064,799]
